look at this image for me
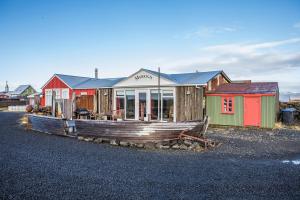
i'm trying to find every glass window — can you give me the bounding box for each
[151,92,159,120]
[163,90,174,97]
[54,89,61,99]
[139,93,147,120]
[116,97,124,113]
[116,90,124,96]
[162,96,174,121]
[62,89,69,99]
[116,90,125,116]
[125,90,135,119]
[222,97,234,114]
[45,89,52,106]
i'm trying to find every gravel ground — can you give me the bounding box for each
[0,112,300,200]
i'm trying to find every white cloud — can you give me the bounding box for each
[294,22,300,29]
[184,26,237,39]
[160,38,300,92]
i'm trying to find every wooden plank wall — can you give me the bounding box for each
[76,95,94,111]
[176,86,203,121]
[97,88,113,114]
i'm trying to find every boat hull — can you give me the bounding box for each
[26,114,207,142]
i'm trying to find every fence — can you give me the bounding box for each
[0,99,28,108]
[8,105,27,112]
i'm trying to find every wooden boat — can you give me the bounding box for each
[75,118,208,142]
[26,114,209,143]
[27,114,66,135]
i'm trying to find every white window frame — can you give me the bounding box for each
[62,88,69,99]
[53,89,61,99]
[113,87,176,122]
[45,89,52,106]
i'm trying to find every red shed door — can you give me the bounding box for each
[244,96,261,127]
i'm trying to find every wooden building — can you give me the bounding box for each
[40,73,122,112]
[10,85,36,98]
[41,68,230,122]
[206,82,279,128]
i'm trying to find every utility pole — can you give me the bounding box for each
[158,67,161,121]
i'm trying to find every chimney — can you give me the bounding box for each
[95,68,98,79]
[5,81,9,93]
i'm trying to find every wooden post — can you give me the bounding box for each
[52,90,56,117]
[71,92,76,120]
[97,89,100,115]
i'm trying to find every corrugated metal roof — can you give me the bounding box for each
[56,74,125,89]
[12,85,32,95]
[142,68,223,85]
[73,77,126,89]
[209,82,278,94]
[54,68,224,89]
[55,74,91,88]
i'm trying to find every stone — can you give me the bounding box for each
[177,139,184,145]
[144,142,155,149]
[179,144,188,150]
[169,140,178,146]
[78,136,84,141]
[84,137,94,142]
[194,145,204,152]
[172,144,180,149]
[110,139,119,145]
[119,141,129,146]
[189,142,200,150]
[102,138,110,143]
[94,138,103,143]
[160,145,170,149]
[136,143,144,148]
[183,139,193,146]
[155,143,170,149]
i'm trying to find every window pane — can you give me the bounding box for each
[62,89,69,99]
[116,90,124,96]
[139,93,147,119]
[162,97,174,121]
[126,90,135,96]
[163,90,173,97]
[116,97,124,110]
[151,93,158,120]
[126,91,135,119]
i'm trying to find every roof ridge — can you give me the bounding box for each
[168,70,222,75]
[55,73,92,79]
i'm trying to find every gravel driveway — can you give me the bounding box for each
[0,112,300,200]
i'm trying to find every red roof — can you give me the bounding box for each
[208,82,278,94]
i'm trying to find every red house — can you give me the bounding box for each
[41,73,122,111]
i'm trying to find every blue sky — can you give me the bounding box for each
[0,0,300,92]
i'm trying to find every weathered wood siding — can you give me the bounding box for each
[176,86,203,121]
[98,88,113,114]
[75,120,204,142]
[76,95,94,111]
[27,114,65,135]
[261,96,276,128]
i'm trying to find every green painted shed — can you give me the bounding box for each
[206,82,279,128]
